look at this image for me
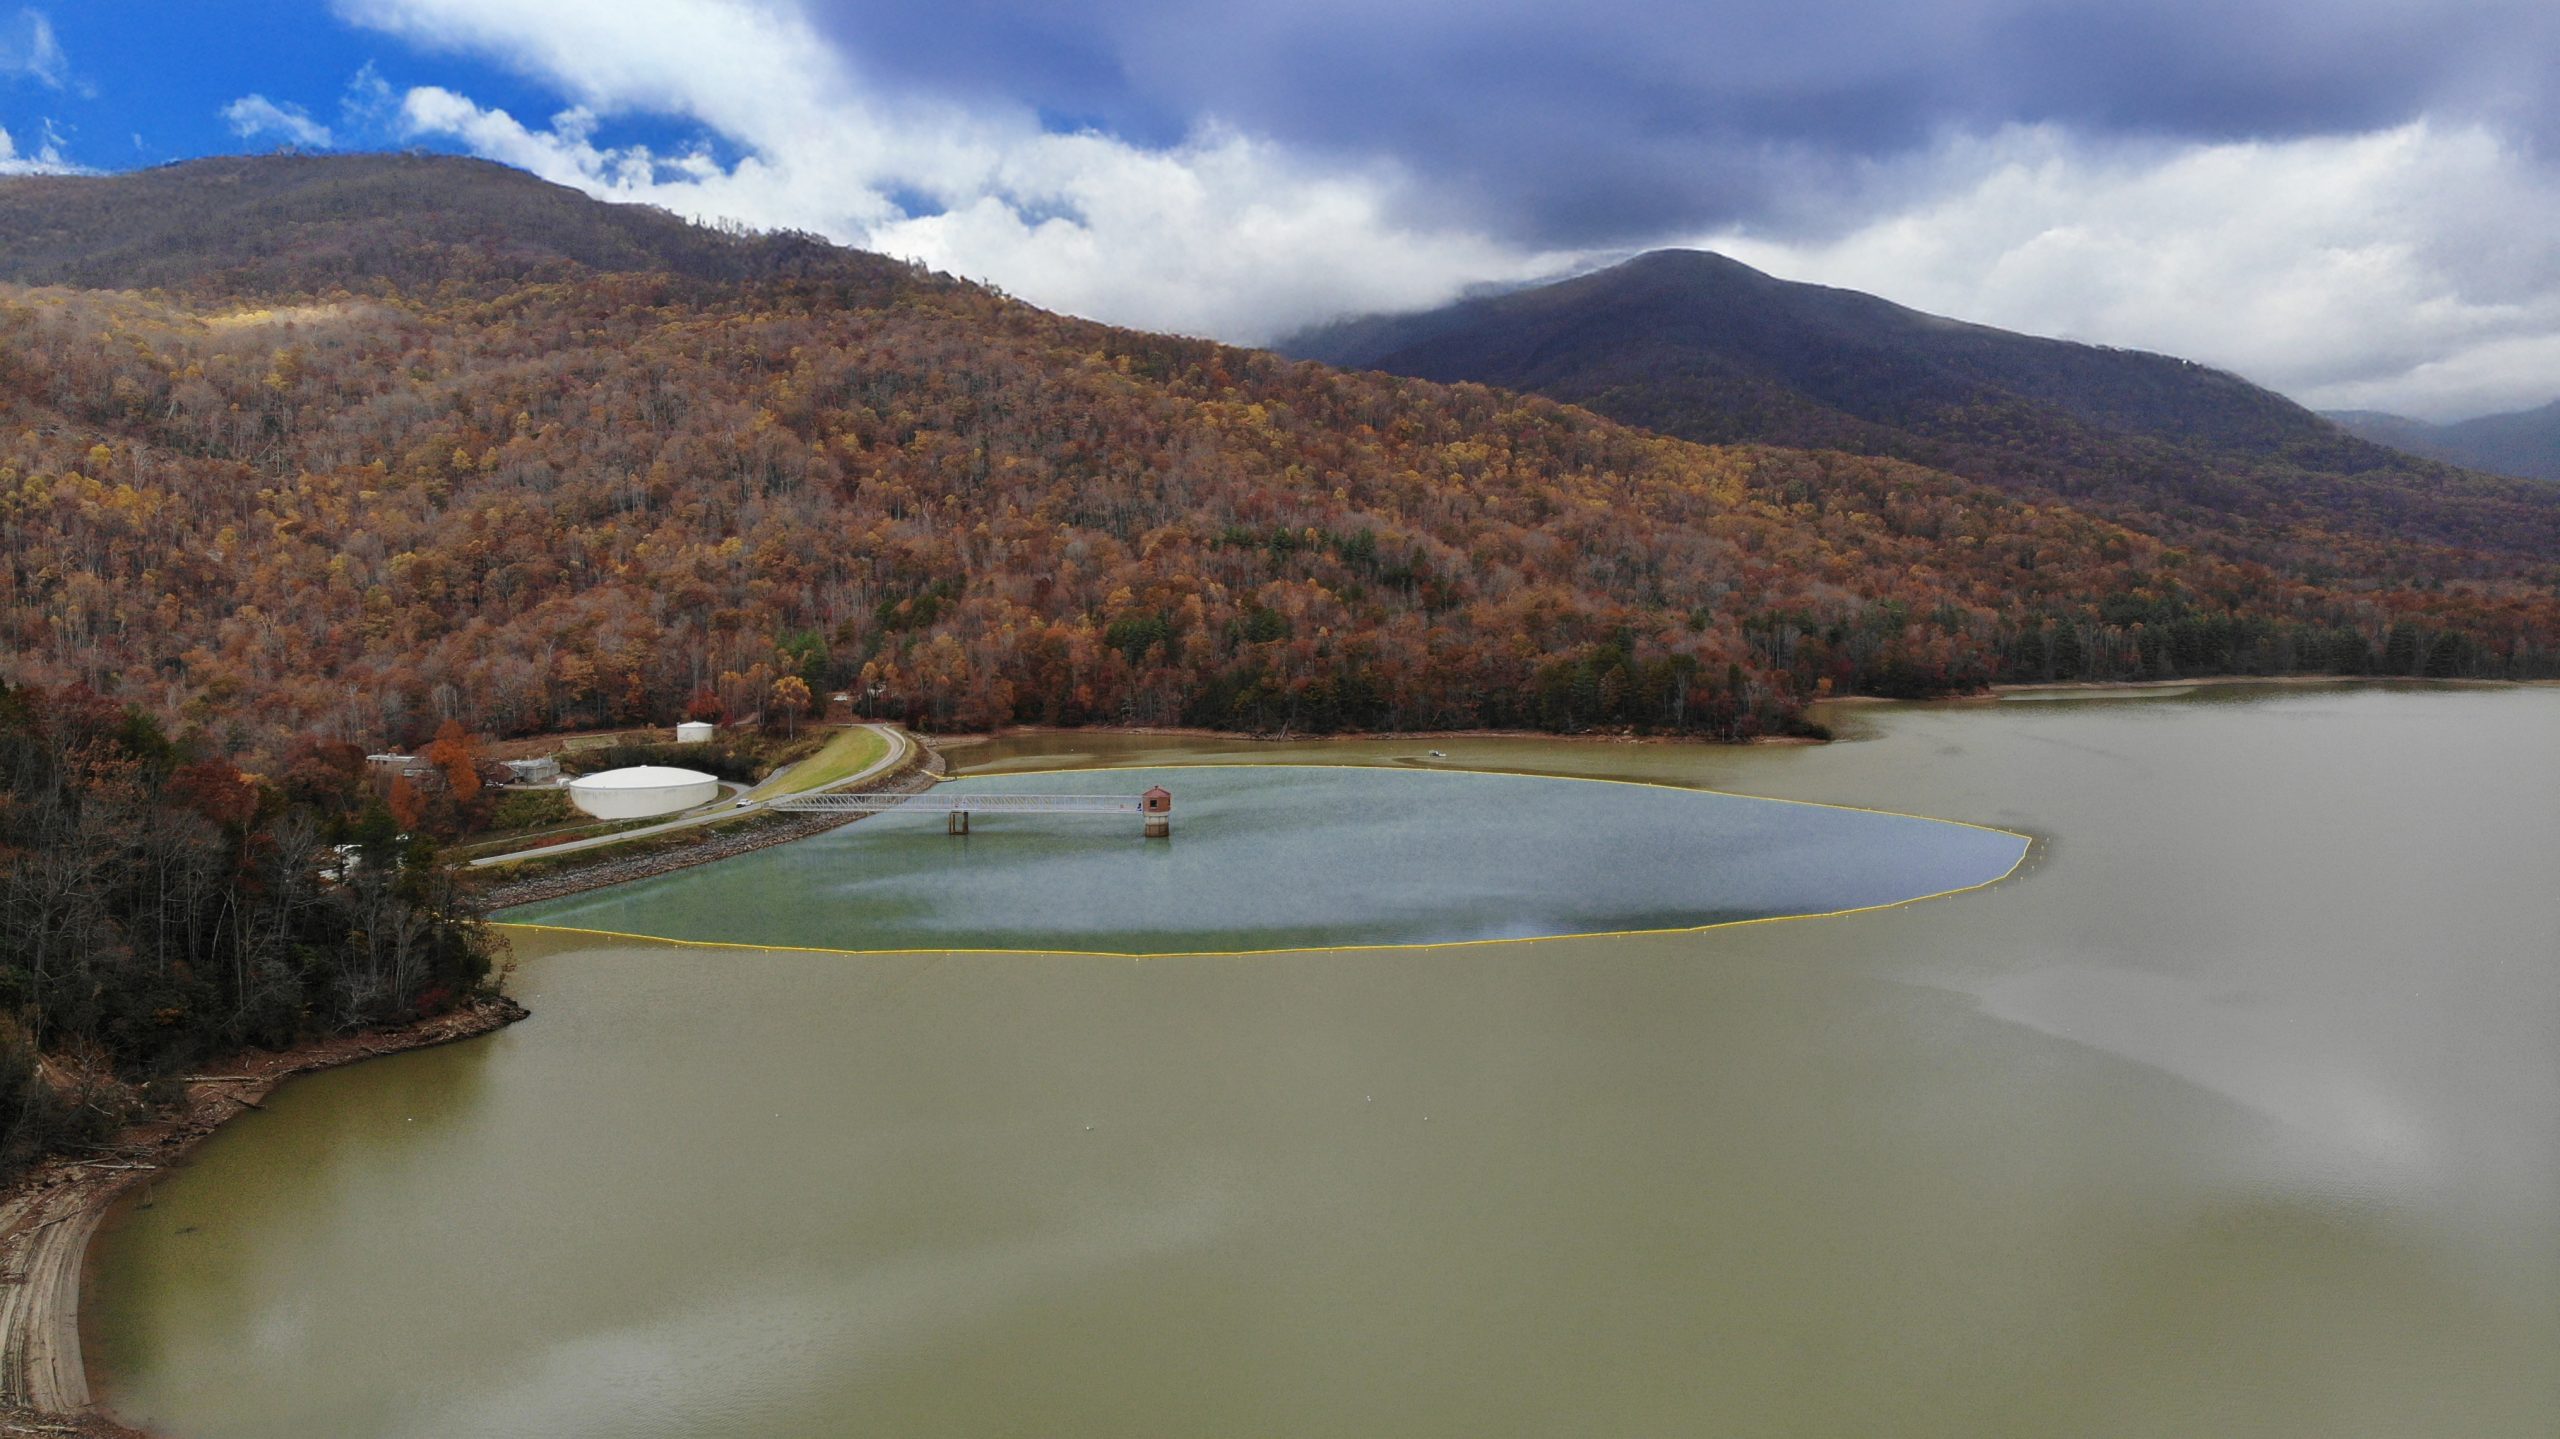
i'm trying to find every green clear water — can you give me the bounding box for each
[85,685,2560,1438]
[501,766,2028,953]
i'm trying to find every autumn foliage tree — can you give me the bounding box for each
[386,773,427,832]
[0,681,500,1178]
[769,675,812,738]
[421,720,481,801]
[0,163,2552,761]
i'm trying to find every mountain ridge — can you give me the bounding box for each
[1280,249,2560,570]
[2328,401,2560,483]
[0,151,908,296]
[2,155,2554,756]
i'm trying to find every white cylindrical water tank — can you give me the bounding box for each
[567,765,721,820]
[674,721,717,743]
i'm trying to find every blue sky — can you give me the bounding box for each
[1,3,706,169]
[6,1,2559,419]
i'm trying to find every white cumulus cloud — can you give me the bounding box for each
[221,94,336,148]
[0,118,77,174]
[1696,122,2560,422]
[330,0,2560,417]
[335,0,1573,342]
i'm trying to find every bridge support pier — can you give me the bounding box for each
[773,786,1170,840]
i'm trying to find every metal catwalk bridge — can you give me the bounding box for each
[772,787,1171,835]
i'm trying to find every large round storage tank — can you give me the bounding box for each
[674,720,717,743]
[567,765,721,820]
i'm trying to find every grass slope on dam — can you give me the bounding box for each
[498,766,2030,956]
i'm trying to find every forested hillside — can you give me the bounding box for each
[1285,250,2560,572]
[0,152,860,295]
[3,158,2556,760]
[0,680,498,1174]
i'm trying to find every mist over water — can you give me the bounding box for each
[87,686,2560,1438]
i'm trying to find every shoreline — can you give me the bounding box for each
[1816,674,2552,707]
[0,993,531,1436]
[478,740,941,910]
[915,675,2549,748]
[1981,673,2554,696]
[923,723,1821,751]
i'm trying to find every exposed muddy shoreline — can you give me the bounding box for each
[922,722,1823,749]
[0,738,942,1435]
[0,994,530,1436]
[1982,673,2549,695]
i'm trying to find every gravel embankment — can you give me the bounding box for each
[478,747,942,910]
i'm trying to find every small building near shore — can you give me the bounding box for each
[503,756,561,784]
[567,765,721,819]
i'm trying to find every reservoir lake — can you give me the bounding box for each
[86,684,2560,1437]
[501,765,2031,954]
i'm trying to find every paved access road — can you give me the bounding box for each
[468,724,912,869]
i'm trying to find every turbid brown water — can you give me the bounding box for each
[86,685,2560,1437]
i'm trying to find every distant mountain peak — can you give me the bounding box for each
[2328,398,2560,483]
[1276,249,2560,560]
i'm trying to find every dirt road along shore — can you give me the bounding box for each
[0,732,944,1433]
[0,995,529,1433]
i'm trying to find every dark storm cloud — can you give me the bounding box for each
[804,0,2560,244]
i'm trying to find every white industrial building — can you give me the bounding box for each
[567,765,721,819]
[674,720,717,743]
